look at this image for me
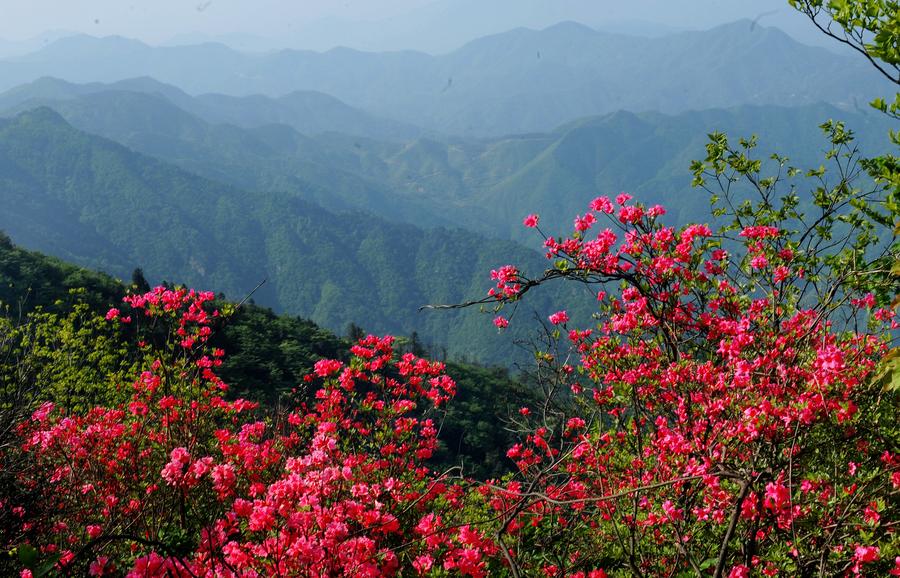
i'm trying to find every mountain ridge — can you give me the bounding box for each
[3,81,891,245]
[0,107,588,366]
[0,20,888,136]
[0,76,424,141]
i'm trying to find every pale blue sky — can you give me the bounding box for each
[0,0,827,53]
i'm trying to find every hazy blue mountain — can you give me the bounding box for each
[281,0,829,54]
[190,91,423,141]
[163,32,285,53]
[0,22,890,136]
[0,76,422,141]
[4,83,889,245]
[0,84,431,224]
[0,76,196,111]
[0,108,582,366]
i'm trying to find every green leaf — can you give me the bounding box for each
[17,544,38,568]
[878,349,900,392]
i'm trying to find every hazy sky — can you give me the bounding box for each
[0,0,828,53]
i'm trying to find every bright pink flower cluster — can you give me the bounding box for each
[488,264,521,299]
[484,195,898,575]
[5,288,497,576]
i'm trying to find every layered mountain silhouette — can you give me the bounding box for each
[0,20,891,366]
[0,21,890,135]
[2,78,891,242]
[0,76,422,141]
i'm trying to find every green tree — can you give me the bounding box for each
[790,0,899,179]
[790,0,900,390]
[789,1,898,83]
[18,299,137,410]
[131,267,151,293]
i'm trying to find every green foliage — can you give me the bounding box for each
[790,0,900,399]
[790,0,900,192]
[13,543,58,578]
[692,120,898,306]
[0,232,121,315]
[431,361,538,479]
[11,298,137,409]
[211,302,347,403]
[789,0,899,82]
[0,240,137,408]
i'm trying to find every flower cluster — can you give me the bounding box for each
[485,194,899,575]
[3,185,897,576]
[4,289,497,576]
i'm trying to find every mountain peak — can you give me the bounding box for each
[13,106,68,126]
[23,76,76,88]
[704,18,793,41]
[21,34,149,60]
[3,76,79,95]
[542,21,598,35]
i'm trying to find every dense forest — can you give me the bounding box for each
[0,106,606,366]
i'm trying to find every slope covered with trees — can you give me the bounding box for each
[0,235,528,476]
[0,108,590,366]
[2,81,894,244]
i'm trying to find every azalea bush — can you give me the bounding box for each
[2,287,501,577]
[481,125,899,577]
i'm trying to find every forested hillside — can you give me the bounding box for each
[0,107,591,366]
[2,80,893,242]
[0,234,528,477]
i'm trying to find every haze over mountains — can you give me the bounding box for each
[1,76,891,242]
[0,19,891,365]
[0,21,890,135]
[0,76,425,141]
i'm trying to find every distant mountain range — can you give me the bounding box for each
[0,76,423,141]
[0,21,890,136]
[1,77,891,243]
[272,0,831,54]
